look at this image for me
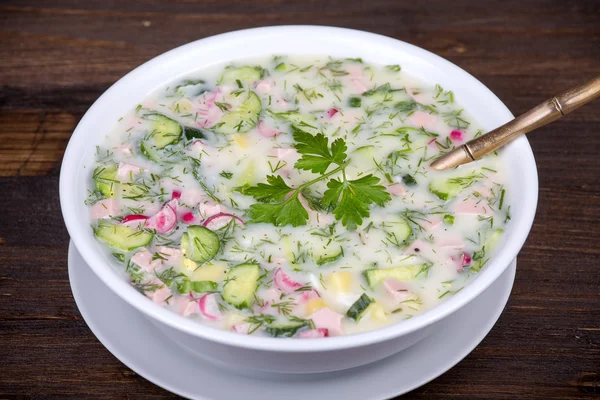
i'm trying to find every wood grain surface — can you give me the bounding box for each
[0,0,599,399]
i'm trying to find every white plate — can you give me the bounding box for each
[69,241,516,400]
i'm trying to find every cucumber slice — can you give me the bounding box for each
[273,111,319,134]
[219,66,263,85]
[180,225,220,264]
[383,217,412,244]
[429,178,463,201]
[215,91,262,135]
[265,320,308,338]
[142,113,182,149]
[95,220,153,251]
[93,164,119,198]
[346,293,374,321]
[312,242,344,266]
[176,279,218,294]
[363,264,424,288]
[222,263,261,309]
[139,140,161,162]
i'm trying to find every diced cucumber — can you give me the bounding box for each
[142,113,182,149]
[486,228,504,251]
[215,91,262,135]
[265,320,308,338]
[348,97,362,108]
[176,279,218,294]
[180,225,220,264]
[312,242,344,266]
[184,126,207,140]
[219,66,264,85]
[274,62,289,72]
[273,111,319,134]
[383,217,412,244]
[346,293,374,321]
[443,214,455,225]
[363,264,424,288]
[93,164,119,198]
[402,174,417,186]
[95,220,153,251]
[222,263,261,309]
[429,178,463,201]
[119,183,148,199]
[235,160,256,187]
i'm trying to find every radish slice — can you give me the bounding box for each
[274,268,303,293]
[122,214,148,223]
[298,328,329,338]
[450,129,464,142]
[202,212,244,230]
[171,190,182,200]
[198,293,222,321]
[145,200,177,234]
[327,108,339,118]
[182,212,196,224]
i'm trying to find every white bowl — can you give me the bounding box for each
[60,26,538,374]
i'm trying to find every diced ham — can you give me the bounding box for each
[254,79,272,95]
[196,90,225,128]
[455,199,492,216]
[257,120,280,137]
[308,307,343,336]
[410,111,437,129]
[131,250,162,273]
[198,293,222,321]
[346,64,369,94]
[179,188,205,207]
[91,199,119,219]
[175,297,199,317]
[145,279,171,305]
[383,279,411,303]
[115,143,133,156]
[116,162,144,182]
[387,183,406,197]
[421,215,441,231]
[145,200,178,234]
[274,268,303,293]
[298,328,329,338]
[156,246,182,266]
[199,201,222,219]
[439,238,466,248]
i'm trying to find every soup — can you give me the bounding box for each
[87,56,510,338]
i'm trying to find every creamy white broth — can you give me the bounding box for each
[87,56,510,338]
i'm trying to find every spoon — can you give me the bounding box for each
[430,74,600,170]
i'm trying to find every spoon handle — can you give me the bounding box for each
[431,74,600,170]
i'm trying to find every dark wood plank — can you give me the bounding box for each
[0,0,599,398]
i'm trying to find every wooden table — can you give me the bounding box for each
[1,1,599,398]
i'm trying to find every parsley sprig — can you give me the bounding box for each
[244,127,391,230]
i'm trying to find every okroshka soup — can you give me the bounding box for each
[87,56,510,339]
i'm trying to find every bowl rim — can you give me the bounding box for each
[60,25,538,352]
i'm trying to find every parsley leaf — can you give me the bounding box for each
[292,127,347,173]
[247,194,309,227]
[322,175,391,231]
[244,175,293,202]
